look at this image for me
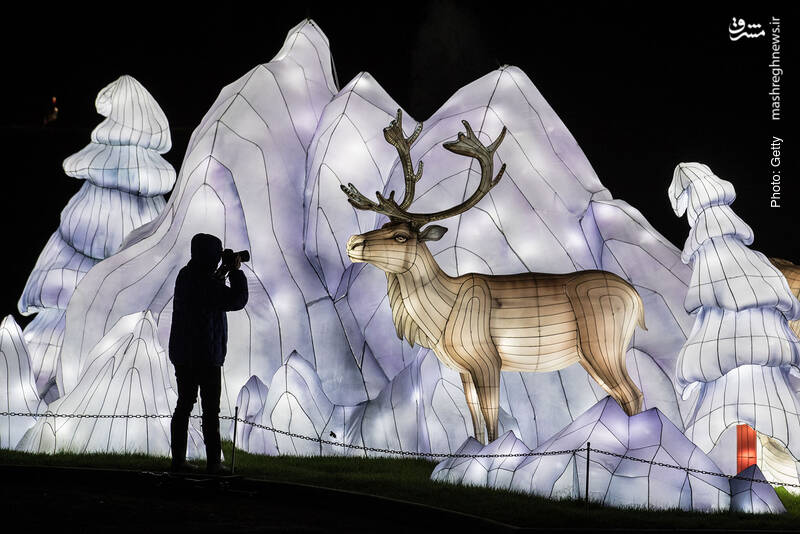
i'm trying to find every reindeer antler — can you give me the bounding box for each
[430,120,506,221]
[341,111,507,227]
[383,109,423,210]
[340,109,424,219]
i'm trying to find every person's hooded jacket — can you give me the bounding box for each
[169,233,248,367]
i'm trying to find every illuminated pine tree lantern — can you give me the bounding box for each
[17,75,176,402]
[669,162,800,474]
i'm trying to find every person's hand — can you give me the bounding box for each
[233,256,242,270]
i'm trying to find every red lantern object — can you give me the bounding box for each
[736,424,757,473]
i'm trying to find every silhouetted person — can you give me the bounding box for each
[169,233,248,474]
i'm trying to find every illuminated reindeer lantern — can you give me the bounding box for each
[342,110,646,444]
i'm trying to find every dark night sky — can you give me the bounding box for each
[0,3,794,328]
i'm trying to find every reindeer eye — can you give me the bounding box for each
[393,234,408,243]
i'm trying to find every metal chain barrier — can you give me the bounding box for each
[3,410,800,489]
[585,446,800,487]
[233,414,581,459]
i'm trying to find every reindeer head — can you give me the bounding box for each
[346,221,447,273]
[342,109,507,274]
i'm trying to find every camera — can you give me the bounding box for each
[221,249,250,267]
[215,249,250,279]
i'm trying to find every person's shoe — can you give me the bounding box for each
[170,461,201,474]
[206,462,232,475]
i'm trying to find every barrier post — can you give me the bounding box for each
[585,441,590,510]
[232,406,239,475]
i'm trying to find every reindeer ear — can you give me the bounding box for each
[418,225,448,242]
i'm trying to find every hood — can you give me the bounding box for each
[189,233,222,272]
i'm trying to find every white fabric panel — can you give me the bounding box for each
[678,308,800,385]
[0,316,42,449]
[706,424,739,476]
[64,143,175,196]
[668,162,737,231]
[21,309,64,396]
[729,465,786,514]
[233,375,269,448]
[759,434,800,495]
[305,72,404,296]
[684,365,800,459]
[684,238,800,315]
[92,75,172,152]
[668,163,800,482]
[683,208,753,261]
[18,231,98,313]
[59,182,166,259]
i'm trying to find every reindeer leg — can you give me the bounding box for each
[473,372,501,443]
[461,373,486,444]
[445,277,502,444]
[567,274,644,416]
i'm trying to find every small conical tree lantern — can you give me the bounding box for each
[669,162,800,468]
[18,75,176,401]
[669,162,800,393]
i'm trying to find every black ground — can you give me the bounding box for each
[6,462,800,534]
[3,464,521,533]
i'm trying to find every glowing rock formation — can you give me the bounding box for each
[19,75,175,400]
[234,375,269,448]
[18,312,204,458]
[0,316,42,448]
[432,397,732,512]
[242,350,473,456]
[730,464,786,514]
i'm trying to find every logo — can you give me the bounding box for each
[729,17,765,40]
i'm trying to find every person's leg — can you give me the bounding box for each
[199,365,222,471]
[171,365,199,470]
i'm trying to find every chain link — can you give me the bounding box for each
[3,411,799,488]
[0,412,175,420]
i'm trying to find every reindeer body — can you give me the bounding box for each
[342,110,645,444]
[380,241,645,443]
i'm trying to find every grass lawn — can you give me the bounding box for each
[2,442,800,531]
